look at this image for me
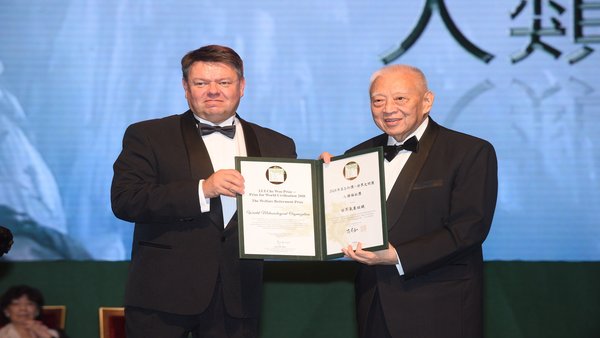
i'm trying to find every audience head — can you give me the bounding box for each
[0,284,45,326]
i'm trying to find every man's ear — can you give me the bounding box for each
[182,78,189,99]
[239,77,246,98]
[424,90,435,112]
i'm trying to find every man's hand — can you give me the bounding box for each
[319,151,334,164]
[202,169,245,198]
[342,242,399,265]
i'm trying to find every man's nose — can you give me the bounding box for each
[207,82,220,94]
[383,99,396,114]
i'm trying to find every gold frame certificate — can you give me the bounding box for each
[235,147,387,260]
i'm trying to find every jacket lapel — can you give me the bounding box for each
[385,119,439,231]
[180,110,223,227]
[237,115,261,157]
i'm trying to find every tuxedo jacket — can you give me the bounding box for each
[347,118,497,338]
[111,110,296,317]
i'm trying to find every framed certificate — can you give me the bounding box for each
[236,147,387,260]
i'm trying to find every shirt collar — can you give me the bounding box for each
[387,116,429,146]
[195,114,236,127]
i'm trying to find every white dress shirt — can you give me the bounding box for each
[196,115,247,226]
[385,117,429,275]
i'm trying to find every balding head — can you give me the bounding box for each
[369,64,429,96]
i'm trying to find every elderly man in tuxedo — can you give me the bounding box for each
[323,64,497,338]
[111,45,296,338]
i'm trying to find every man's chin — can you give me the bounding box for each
[197,111,236,123]
[383,126,406,135]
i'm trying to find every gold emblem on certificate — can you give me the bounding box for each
[343,161,360,180]
[266,165,287,184]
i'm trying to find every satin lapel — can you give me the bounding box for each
[238,116,261,157]
[385,119,440,231]
[180,110,223,227]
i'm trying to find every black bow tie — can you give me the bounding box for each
[384,136,419,162]
[197,122,236,139]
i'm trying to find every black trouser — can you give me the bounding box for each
[125,282,258,338]
[362,289,392,338]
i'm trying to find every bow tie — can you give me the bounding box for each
[197,122,236,139]
[383,135,419,162]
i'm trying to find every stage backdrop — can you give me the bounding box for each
[0,1,598,261]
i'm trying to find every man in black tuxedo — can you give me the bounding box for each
[111,45,296,337]
[323,64,497,338]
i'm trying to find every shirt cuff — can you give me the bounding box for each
[198,179,211,213]
[395,250,405,276]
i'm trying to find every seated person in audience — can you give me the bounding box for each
[0,285,69,338]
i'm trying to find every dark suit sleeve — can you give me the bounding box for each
[397,140,498,277]
[262,135,296,159]
[111,123,201,223]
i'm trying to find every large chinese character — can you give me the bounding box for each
[510,0,567,63]
[442,80,495,128]
[381,0,494,64]
[568,0,600,64]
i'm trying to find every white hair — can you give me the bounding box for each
[369,64,429,92]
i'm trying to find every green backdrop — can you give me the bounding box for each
[0,261,598,338]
